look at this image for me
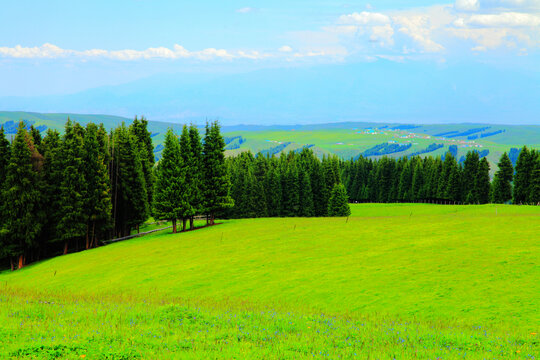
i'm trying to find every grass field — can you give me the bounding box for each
[1,204,539,359]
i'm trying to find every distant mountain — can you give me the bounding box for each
[0,61,538,125]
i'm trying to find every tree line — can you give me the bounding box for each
[0,119,232,270]
[341,148,539,205]
[224,148,351,219]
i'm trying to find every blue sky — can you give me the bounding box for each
[0,0,539,124]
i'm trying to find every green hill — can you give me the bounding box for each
[1,204,539,359]
[1,111,539,167]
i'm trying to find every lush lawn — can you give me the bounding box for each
[1,204,539,359]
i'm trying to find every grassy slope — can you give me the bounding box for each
[1,204,539,358]
[3,204,538,326]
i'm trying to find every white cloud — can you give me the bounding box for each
[455,0,480,11]
[279,45,293,52]
[0,43,264,61]
[339,11,390,25]
[457,12,540,27]
[236,7,256,14]
[370,24,395,46]
[393,15,445,52]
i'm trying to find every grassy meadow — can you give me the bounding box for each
[1,204,539,359]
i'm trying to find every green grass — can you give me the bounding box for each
[1,204,539,359]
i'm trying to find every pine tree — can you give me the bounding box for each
[463,151,480,204]
[188,124,203,228]
[130,117,155,211]
[299,168,314,216]
[202,121,233,224]
[513,146,532,204]
[0,126,10,184]
[153,129,188,233]
[282,162,300,217]
[112,124,149,236]
[179,125,195,230]
[265,166,282,217]
[39,129,63,255]
[56,120,87,254]
[327,183,351,217]
[529,151,540,204]
[411,160,424,201]
[2,122,43,269]
[0,126,12,268]
[84,123,112,248]
[476,157,491,204]
[492,152,513,204]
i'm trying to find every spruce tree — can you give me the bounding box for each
[476,157,491,204]
[130,117,155,211]
[153,129,188,233]
[513,146,532,204]
[56,120,87,254]
[112,124,149,236]
[179,125,195,230]
[202,121,233,224]
[0,126,11,268]
[282,163,300,216]
[411,160,424,202]
[2,122,43,268]
[327,183,351,217]
[492,152,513,204]
[188,124,203,228]
[265,166,282,217]
[40,129,63,255]
[463,151,480,204]
[84,123,112,248]
[299,168,315,216]
[529,152,540,204]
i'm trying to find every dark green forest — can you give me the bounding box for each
[0,118,538,271]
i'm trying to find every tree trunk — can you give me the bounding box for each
[190,217,194,230]
[182,218,187,232]
[86,223,90,250]
[63,241,69,255]
[172,219,177,233]
[210,214,215,225]
[206,215,209,225]
[18,255,24,270]
[90,222,96,248]
[10,257,14,271]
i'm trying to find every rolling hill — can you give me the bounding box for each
[1,111,538,169]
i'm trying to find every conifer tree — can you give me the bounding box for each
[529,152,540,204]
[130,117,155,211]
[0,126,11,268]
[153,129,187,233]
[39,129,63,254]
[84,123,112,248]
[282,163,300,216]
[476,157,491,204]
[112,124,149,236]
[492,152,513,204]
[179,125,195,230]
[463,151,480,204]
[188,124,203,228]
[513,146,532,204]
[411,160,424,201]
[56,120,87,254]
[202,121,233,224]
[327,183,351,217]
[299,168,315,216]
[265,165,282,217]
[3,122,43,268]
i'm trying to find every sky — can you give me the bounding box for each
[0,0,539,124]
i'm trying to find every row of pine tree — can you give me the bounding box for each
[0,119,233,270]
[341,148,539,205]
[224,148,351,218]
